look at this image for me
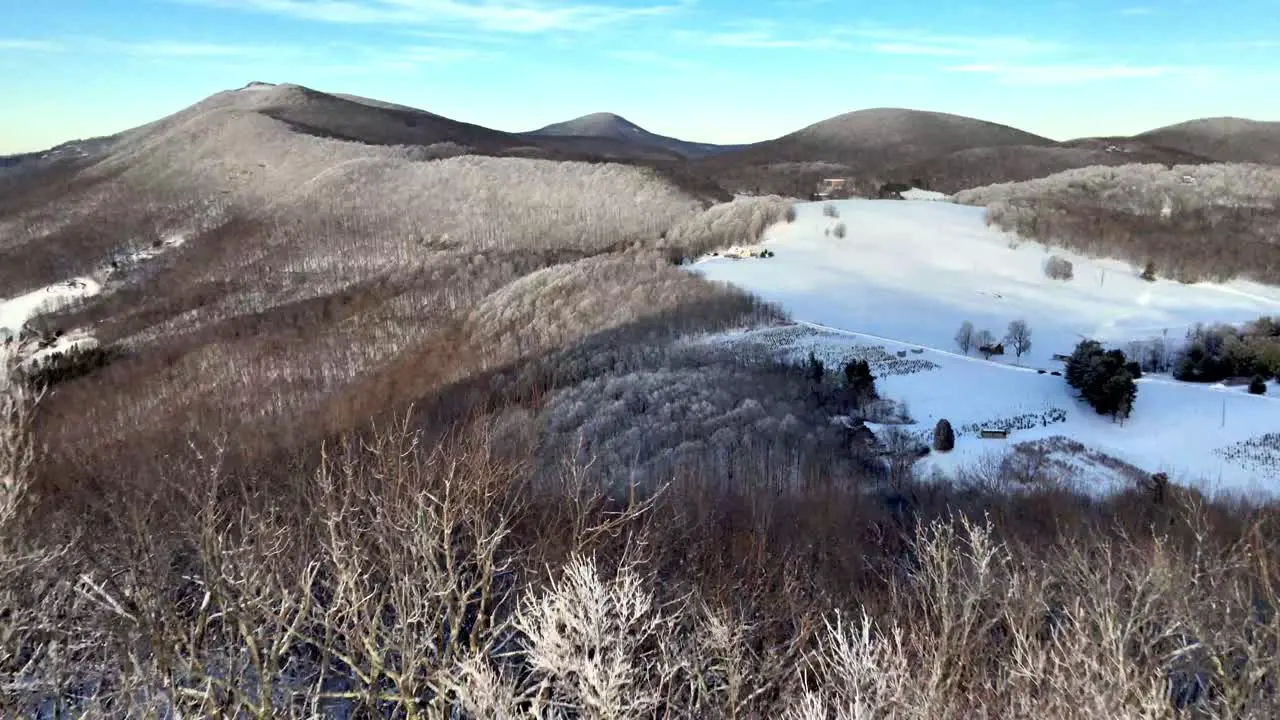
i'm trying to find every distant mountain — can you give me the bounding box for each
[526,112,745,160]
[13,82,1279,203]
[698,108,1055,170]
[690,108,1060,196]
[1135,118,1280,165]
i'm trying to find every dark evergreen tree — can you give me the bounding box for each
[933,418,956,452]
[1250,375,1268,395]
[843,358,877,404]
[1065,340,1103,390]
[1064,339,1138,420]
[806,351,824,384]
[1141,261,1158,282]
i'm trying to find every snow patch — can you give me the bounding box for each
[0,278,102,339]
[900,187,951,201]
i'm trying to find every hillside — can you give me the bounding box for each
[0,78,795,484]
[9,81,1280,718]
[694,198,1280,490]
[1137,117,1280,164]
[716,108,1054,167]
[900,141,1211,194]
[527,112,744,159]
[955,163,1280,283]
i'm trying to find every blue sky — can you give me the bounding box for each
[3,0,1280,153]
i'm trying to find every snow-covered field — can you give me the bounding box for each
[693,199,1280,494]
[0,278,102,341]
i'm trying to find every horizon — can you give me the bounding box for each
[4,0,1280,155]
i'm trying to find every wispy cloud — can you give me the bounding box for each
[607,49,701,72]
[1120,6,1154,15]
[105,39,291,58]
[0,34,482,73]
[703,30,846,49]
[871,42,967,57]
[182,0,689,33]
[847,27,1060,58]
[945,62,1185,84]
[680,19,850,50]
[0,38,64,52]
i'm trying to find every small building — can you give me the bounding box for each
[979,429,1009,440]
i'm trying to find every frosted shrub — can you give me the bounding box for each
[0,367,34,529]
[823,203,840,218]
[1044,254,1074,281]
[516,557,665,718]
[832,222,847,239]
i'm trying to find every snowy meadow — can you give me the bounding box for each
[694,198,1280,494]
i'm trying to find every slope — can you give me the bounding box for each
[700,108,1054,168]
[691,198,1280,491]
[900,141,1211,194]
[1137,118,1280,165]
[692,108,1060,196]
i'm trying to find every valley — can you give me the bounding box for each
[4,69,1280,717]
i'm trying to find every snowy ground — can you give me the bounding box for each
[0,278,102,341]
[1,229,189,367]
[692,199,1280,495]
[899,188,951,201]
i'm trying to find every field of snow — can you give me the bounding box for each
[693,199,1280,494]
[899,188,951,201]
[0,278,102,341]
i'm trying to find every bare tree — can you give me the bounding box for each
[955,321,975,355]
[1005,319,1033,359]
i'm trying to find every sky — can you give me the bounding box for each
[3,0,1280,154]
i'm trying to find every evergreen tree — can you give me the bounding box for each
[806,351,825,385]
[933,418,956,452]
[1065,340,1103,389]
[1250,375,1268,395]
[843,358,877,403]
[1064,339,1138,420]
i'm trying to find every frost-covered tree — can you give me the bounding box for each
[955,163,1280,284]
[955,321,976,355]
[1004,320,1033,359]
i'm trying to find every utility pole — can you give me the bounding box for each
[1221,397,1226,429]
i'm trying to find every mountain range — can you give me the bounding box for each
[5,81,1280,197]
